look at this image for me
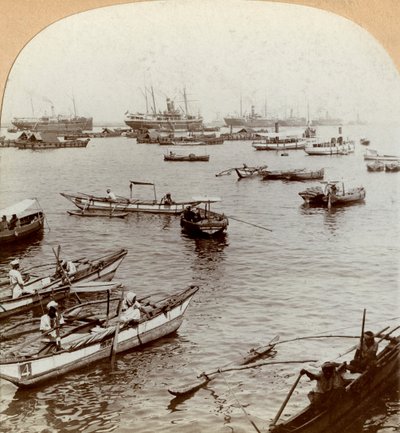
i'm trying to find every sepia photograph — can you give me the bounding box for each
[0,1,399,432]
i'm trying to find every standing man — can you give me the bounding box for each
[9,259,25,298]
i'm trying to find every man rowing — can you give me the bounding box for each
[301,361,347,408]
[348,331,379,372]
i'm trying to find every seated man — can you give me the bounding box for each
[40,300,65,347]
[120,291,149,324]
[301,361,346,408]
[348,331,379,372]
[161,193,174,206]
[183,206,196,222]
[106,188,117,202]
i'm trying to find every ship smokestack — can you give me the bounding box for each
[275,122,279,133]
[251,105,255,117]
[338,126,342,134]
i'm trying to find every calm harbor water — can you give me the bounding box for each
[0,124,399,433]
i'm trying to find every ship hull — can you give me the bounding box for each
[125,118,203,131]
[12,117,93,132]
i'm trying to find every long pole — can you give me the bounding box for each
[271,372,302,426]
[359,308,366,363]
[110,290,124,367]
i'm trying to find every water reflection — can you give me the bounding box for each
[0,231,44,265]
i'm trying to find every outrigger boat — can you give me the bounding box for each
[180,197,228,237]
[0,248,127,319]
[67,209,128,218]
[0,199,45,244]
[269,330,400,433]
[0,284,199,388]
[299,181,366,207]
[234,164,268,179]
[61,181,202,215]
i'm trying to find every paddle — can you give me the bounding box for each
[168,336,279,397]
[271,371,303,426]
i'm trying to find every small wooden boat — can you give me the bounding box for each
[269,333,400,433]
[235,165,268,179]
[0,248,127,319]
[180,197,228,237]
[61,181,202,215]
[67,209,128,218]
[360,138,370,146]
[262,168,321,180]
[252,139,306,151]
[385,161,400,172]
[366,160,385,172]
[299,181,366,207]
[304,136,355,155]
[0,199,45,244]
[0,285,199,387]
[285,168,325,181]
[364,148,400,161]
[164,152,209,162]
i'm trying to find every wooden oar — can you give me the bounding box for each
[168,335,279,397]
[271,371,303,426]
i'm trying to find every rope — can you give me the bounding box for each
[219,370,262,433]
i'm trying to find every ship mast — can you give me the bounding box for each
[30,97,35,116]
[150,86,157,114]
[183,87,188,116]
[240,94,242,117]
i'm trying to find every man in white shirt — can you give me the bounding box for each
[9,259,25,298]
[106,188,117,201]
[40,300,65,345]
[120,291,148,324]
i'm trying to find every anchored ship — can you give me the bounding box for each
[12,102,93,133]
[125,88,203,131]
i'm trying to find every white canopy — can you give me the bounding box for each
[0,199,41,218]
[192,196,221,203]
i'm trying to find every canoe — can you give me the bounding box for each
[285,168,325,181]
[299,182,366,207]
[60,189,202,215]
[0,285,199,388]
[0,199,45,244]
[269,336,400,433]
[366,160,385,172]
[0,248,127,319]
[180,198,228,237]
[164,153,210,162]
[67,209,128,218]
[235,165,268,179]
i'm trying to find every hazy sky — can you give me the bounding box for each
[2,0,400,124]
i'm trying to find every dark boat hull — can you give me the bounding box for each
[270,341,400,433]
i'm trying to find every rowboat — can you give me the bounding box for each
[304,137,355,155]
[360,138,370,146]
[366,160,385,172]
[61,181,202,215]
[385,161,400,172]
[67,209,128,218]
[0,248,127,319]
[180,197,228,237]
[0,199,45,244]
[252,140,307,151]
[299,181,366,207]
[164,152,210,162]
[285,168,325,181]
[263,168,324,181]
[269,334,400,433]
[235,165,268,179]
[364,148,400,161]
[0,285,199,387]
